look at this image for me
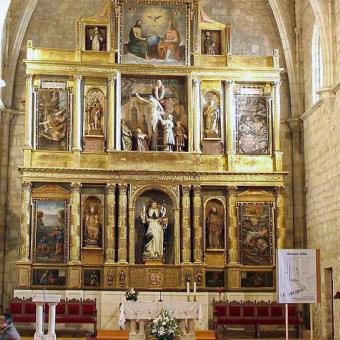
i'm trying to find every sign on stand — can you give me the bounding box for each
[277,249,320,340]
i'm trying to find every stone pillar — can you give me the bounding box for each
[273,80,281,153]
[118,184,128,263]
[47,303,57,340]
[69,183,81,263]
[276,186,286,249]
[72,75,82,151]
[193,79,201,153]
[181,185,191,264]
[24,74,33,149]
[227,186,238,264]
[34,303,44,340]
[115,72,122,150]
[18,182,32,262]
[224,80,235,154]
[105,183,116,263]
[193,185,203,263]
[107,76,116,152]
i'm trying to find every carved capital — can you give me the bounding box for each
[274,80,281,89]
[227,186,238,196]
[73,75,83,82]
[193,79,201,87]
[108,75,116,84]
[70,182,82,192]
[193,185,201,196]
[226,80,234,88]
[275,185,285,196]
[106,183,116,194]
[118,183,128,194]
[25,74,33,82]
[22,181,32,191]
[182,185,191,196]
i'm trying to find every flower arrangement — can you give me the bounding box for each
[149,309,181,340]
[125,288,138,301]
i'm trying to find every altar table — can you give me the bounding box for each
[119,301,203,340]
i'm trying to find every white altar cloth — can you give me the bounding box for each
[119,301,203,328]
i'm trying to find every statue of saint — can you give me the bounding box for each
[174,121,187,151]
[87,96,103,134]
[90,27,104,51]
[85,205,102,247]
[203,31,217,55]
[161,114,175,151]
[206,206,223,248]
[141,202,168,259]
[135,128,149,151]
[121,119,133,151]
[203,98,219,137]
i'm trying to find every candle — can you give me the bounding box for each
[194,282,197,294]
[186,281,190,295]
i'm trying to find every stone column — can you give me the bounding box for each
[224,80,235,154]
[181,185,191,264]
[276,186,286,249]
[47,303,57,340]
[193,185,203,263]
[18,182,32,262]
[34,303,44,340]
[72,75,82,151]
[193,79,201,153]
[24,74,33,149]
[227,186,238,264]
[69,183,81,264]
[115,72,122,150]
[107,76,116,152]
[105,183,116,263]
[118,184,128,263]
[273,81,281,153]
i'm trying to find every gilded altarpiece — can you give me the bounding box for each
[17,0,286,294]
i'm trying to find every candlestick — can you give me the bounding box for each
[194,282,197,294]
[159,291,162,302]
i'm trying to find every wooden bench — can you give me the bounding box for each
[213,301,302,338]
[9,297,97,335]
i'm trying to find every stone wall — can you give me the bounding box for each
[1,0,294,309]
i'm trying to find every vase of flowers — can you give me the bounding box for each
[149,309,181,340]
[125,288,138,301]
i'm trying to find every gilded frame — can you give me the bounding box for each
[32,267,67,288]
[240,268,275,291]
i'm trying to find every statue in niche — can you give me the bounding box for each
[107,270,114,286]
[141,201,168,260]
[174,121,187,151]
[161,114,175,151]
[203,31,217,55]
[83,198,102,247]
[206,206,223,249]
[89,27,105,51]
[203,97,220,137]
[135,128,149,151]
[86,89,104,135]
[121,119,133,151]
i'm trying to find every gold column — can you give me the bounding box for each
[227,186,238,264]
[193,79,201,153]
[118,183,128,263]
[105,183,116,263]
[181,185,191,264]
[69,183,81,264]
[72,75,82,151]
[193,185,203,263]
[225,80,235,155]
[273,81,281,153]
[24,75,33,149]
[18,182,32,262]
[107,76,116,152]
[115,71,122,150]
[276,186,286,249]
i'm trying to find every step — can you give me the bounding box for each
[96,329,129,340]
[195,330,216,340]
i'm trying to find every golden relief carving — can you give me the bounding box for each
[69,183,81,263]
[193,185,203,263]
[105,183,116,262]
[118,184,128,263]
[228,186,238,263]
[181,185,191,263]
[19,182,32,261]
[275,186,286,249]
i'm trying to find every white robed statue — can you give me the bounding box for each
[141,201,168,259]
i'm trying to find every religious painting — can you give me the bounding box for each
[32,268,66,287]
[121,76,187,152]
[134,190,174,265]
[32,199,69,264]
[82,196,103,248]
[238,203,274,266]
[36,86,70,151]
[205,270,224,288]
[241,271,274,289]
[202,90,221,139]
[85,25,107,51]
[83,269,102,288]
[235,95,270,155]
[84,87,106,137]
[120,1,189,65]
[201,30,221,55]
[205,199,225,250]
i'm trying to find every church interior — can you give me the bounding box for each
[0,0,339,339]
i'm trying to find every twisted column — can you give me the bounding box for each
[105,183,116,263]
[69,183,81,264]
[193,185,203,263]
[181,185,191,263]
[227,186,238,264]
[118,184,128,263]
[19,182,32,262]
